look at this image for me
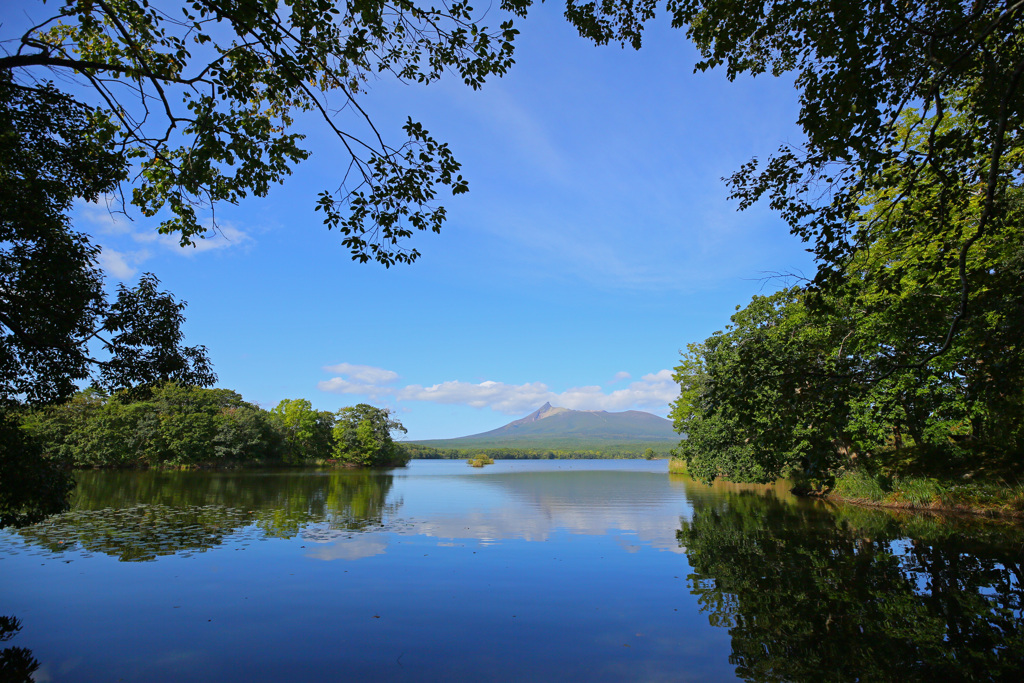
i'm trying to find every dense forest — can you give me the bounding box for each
[671,109,1024,491]
[18,384,410,471]
[659,3,1024,497]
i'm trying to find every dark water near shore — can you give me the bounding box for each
[1,460,1021,681]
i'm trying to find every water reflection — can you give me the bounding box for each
[678,489,1024,680]
[4,466,846,564]
[14,470,397,561]
[0,615,39,683]
[2,462,1023,682]
[399,469,693,550]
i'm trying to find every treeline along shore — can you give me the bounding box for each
[17,383,668,472]
[18,384,409,470]
[402,444,667,460]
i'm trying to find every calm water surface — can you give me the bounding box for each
[1,459,1021,681]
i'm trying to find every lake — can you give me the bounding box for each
[1,459,1021,681]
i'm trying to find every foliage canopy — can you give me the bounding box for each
[564,1,1024,372]
[671,108,1024,484]
[604,2,1024,481]
[0,0,531,265]
[21,385,409,470]
[0,0,529,526]
[332,403,409,467]
[5,0,1024,517]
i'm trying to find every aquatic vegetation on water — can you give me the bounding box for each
[14,504,259,561]
[10,470,402,561]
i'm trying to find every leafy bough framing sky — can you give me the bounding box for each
[318,363,678,416]
[81,200,253,280]
[47,9,810,442]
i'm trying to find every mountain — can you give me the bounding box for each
[409,403,678,451]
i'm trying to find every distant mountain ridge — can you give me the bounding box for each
[410,402,678,451]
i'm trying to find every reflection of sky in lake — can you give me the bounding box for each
[2,460,1020,683]
[301,460,789,560]
[0,460,743,682]
[305,463,690,558]
[303,534,389,560]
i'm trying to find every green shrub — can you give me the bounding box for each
[832,469,887,502]
[891,477,944,507]
[668,458,688,475]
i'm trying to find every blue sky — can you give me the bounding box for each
[60,6,814,440]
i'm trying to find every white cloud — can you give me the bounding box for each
[553,370,677,412]
[76,199,254,276]
[130,221,252,254]
[397,380,553,415]
[317,363,400,398]
[610,371,631,383]
[81,203,134,236]
[322,363,400,384]
[586,370,679,411]
[317,377,391,397]
[97,247,141,279]
[317,364,678,415]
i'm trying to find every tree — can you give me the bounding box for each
[0,0,548,405]
[1,0,533,397]
[1,56,216,524]
[21,383,278,467]
[0,411,74,527]
[561,1,1024,363]
[95,276,217,396]
[671,197,1024,484]
[0,266,214,525]
[268,398,334,463]
[560,2,1024,481]
[1,70,214,405]
[0,0,527,266]
[671,288,854,484]
[0,0,523,525]
[0,73,118,405]
[562,2,1024,476]
[332,404,408,467]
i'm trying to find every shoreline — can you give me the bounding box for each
[668,458,1024,521]
[818,492,1024,521]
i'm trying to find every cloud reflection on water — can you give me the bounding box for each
[303,468,698,559]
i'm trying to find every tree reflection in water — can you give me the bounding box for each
[677,490,1024,680]
[14,470,397,561]
[0,615,39,682]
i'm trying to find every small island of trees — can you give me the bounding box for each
[19,384,409,472]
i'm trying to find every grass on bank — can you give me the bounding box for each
[829,468,1024,515]
[668,458,689,475]
[671,455,1023,516]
